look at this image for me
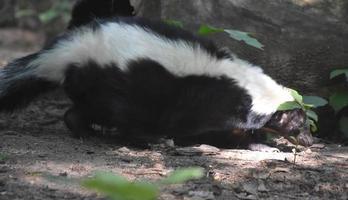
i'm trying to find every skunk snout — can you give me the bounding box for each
[265,109,314,147]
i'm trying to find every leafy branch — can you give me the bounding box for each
[278,89,328,133]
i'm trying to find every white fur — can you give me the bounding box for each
[31,21,293,115]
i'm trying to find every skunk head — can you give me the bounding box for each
[265,109,313,147]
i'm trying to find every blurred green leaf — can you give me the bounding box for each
[197,25,263,49]
[39,9,59,24]
[38,0,71,24]
[309,119,318,132]
[164,20,184,28]
[197,25,224,35]
[306,110,318,122]
[224,29,264,50]
[288,136,299,145]
[82,168,205,200]
[329,92,348,113]
[160,167,204,185]
[0,153,7,161]
[303,96,328,108]
[82,172,158,200]
[330,69,348,81]
[277,101,302,111]
[339,117,348,138]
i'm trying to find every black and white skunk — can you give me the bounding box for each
[0,0,313,149]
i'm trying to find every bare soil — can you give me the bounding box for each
[0,29,347,200]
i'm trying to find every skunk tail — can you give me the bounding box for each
[68,0,135,29]
[0,53,58,112]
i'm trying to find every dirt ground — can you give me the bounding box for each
[0,29,347,200]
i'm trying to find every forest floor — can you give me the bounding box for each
[0,29,347,200]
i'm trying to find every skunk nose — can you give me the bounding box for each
[296,132,313,147]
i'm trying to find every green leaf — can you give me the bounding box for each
[329,92,348,113]
[306,110,318,122]
[197,25,264,49]
[288,136,298,145]
[288,89,303,104]
[164,19,184,29]
[224,29,264,50]
[339,117,348,138]
[309,119,318,132]
[160,167,204,185]
[265,133,277,143]
[303,103,315,110]
[0,153,7,161]
[197,25,224,36]
[82,172,158,200]
[330,69,348,81]
[39,9,59,24]
[303,96,328,108]
[277,101,302,111]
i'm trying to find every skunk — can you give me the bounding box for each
[0,0,313,148]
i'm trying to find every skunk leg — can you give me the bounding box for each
[64,107,95,138]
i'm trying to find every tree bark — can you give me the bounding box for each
[133,0,348,95]
[0,0,16,26]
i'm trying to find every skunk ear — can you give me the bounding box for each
[68,0,135,29]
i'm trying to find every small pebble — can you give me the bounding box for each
[188,191,215,200]
[305,148,312,154]
[3,131,18,136]
[311,144,325,149]
[118,147,130,153]
[164,139,175,147]
[38,154,47,158]
[257,181,269,192]
[59,172,68,177]
[86,151,94,155]
[0,167,9,173]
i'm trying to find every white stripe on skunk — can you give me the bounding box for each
[31,21,293,115]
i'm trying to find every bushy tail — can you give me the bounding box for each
[0,53,58,112]
[68,0,135,29]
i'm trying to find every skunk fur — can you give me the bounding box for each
[0,0,313,148]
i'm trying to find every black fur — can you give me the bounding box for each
[68,0,135,29]
[0,54,57,112]
[64,61,128,128]
[62,59,268,141]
